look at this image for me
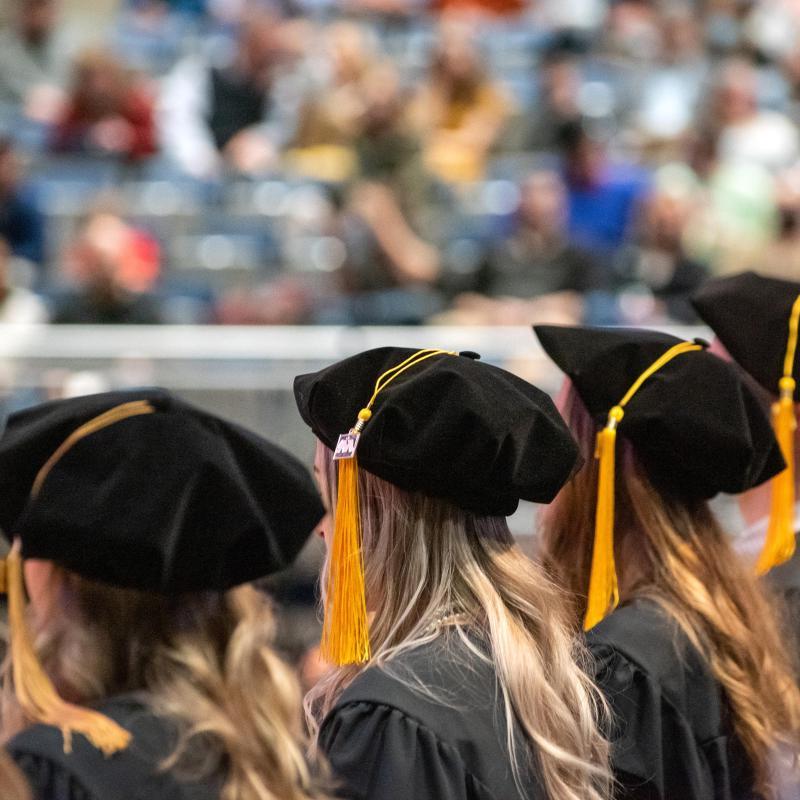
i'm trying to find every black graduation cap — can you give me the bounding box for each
[534,325,785,500]
[692,271,800,576]
[535,324,786,631]
[294,347,581,517]
[692,271,800,400]
[0,388,325,593]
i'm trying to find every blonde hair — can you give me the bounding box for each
[0,568,331,800]
[540,383,800,798]
[307,441,611,800]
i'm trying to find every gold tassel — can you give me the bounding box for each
[320,453,371,666]
[582,340,702,630]
[584,407,622,631]
[318,349,459,666]
[757,294,800,575]
[757,377,797,574]
[5,545,131,755]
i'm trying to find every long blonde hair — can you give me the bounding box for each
[540,383,800,798]
[0,568,331,800]
[307,441,611,800]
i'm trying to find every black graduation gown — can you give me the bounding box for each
[7,694,223,800]
[318,632,547,800]
[587,599,758,800]
[765,532,800,673]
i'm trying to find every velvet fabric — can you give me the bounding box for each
[534,325,785,500]
[294,347,581,516]
[0,389,324,593]
[692,271,800,400]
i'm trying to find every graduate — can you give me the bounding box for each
[0,389,332,800]
[693,272,800,657]
[535,324,800,800]
[294,347,611,800]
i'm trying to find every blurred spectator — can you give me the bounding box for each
[353,64,419,181]
[511,48,582,152]
[635,4,709,151]
[725,168,800,280]
[707,58,799,172]
[0,138,45,267]
[442,170,599,324]
[341,182,440,287]
[480,170,600,298]
[50,48,157,161]
[159,11,304,178]
[352,63,440,230]
[558,121,651,253]
[681,130,779,273]
[287,23,380,181]
[52,205,162,324]
[0,236,47,323]
[52,261,162,324]
[612,183,709,323]
[408,24,513,183]
[317,181,443,324]
[63,204,161,293]
[289,54,435,197]
[0,0,68,127]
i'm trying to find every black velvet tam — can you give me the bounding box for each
[692,271,800,400]
[0,389,325,593]
[294,348,580,516]
[534,325,785,499]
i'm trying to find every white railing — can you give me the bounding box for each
[0,322,705,367]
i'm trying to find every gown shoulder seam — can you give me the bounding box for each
[322,699,502,799]
[592,643,725,749]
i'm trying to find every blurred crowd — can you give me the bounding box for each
[2,0,800,326]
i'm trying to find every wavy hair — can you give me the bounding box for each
[0,570,331,800]
[307,441,611,800]
[539,383,800,798]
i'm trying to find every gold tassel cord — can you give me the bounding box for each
[321,349,457,666]
[5,545,132,755]
[366,349,458,408]
[757,294,800,575]
[583,341,703,631]
[31,401,155,498]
